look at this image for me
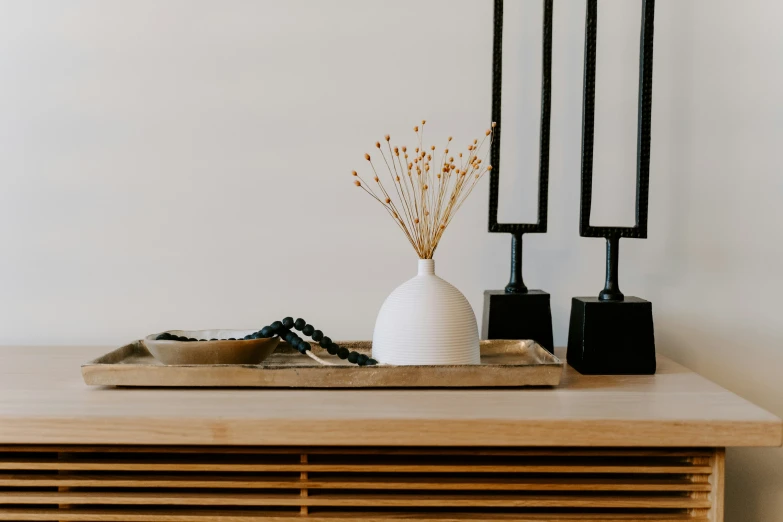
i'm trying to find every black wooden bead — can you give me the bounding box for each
[347,352,359,364]
[357,354,369,366]
[243,335,252,340]
[312,330,323,342]
[156,333,170,341]
[200,339,209,342]
[284,331,296,343]
[302,324,314,336]
[260,326,273,338]
[188,337,198,342]
[298,340,311,352]
[327,343,338,355]
[270,321,283,332]
[294,318,306,330]
[210,338,218,341]
[282,317,294,329]
[227,338,236,341]
[319,336,332,348]
[337,347,350,359]
[367,358,378,365]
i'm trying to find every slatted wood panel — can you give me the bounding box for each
[0,446,723,521]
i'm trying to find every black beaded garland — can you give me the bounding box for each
[159,317,378,367]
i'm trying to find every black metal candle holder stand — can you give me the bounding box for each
[481,0,554,353]
[566,0,656,375]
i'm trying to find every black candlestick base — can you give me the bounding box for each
[482,290,554,353]
[566,296,656,375]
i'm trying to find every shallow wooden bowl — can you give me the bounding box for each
[143,330,280,365]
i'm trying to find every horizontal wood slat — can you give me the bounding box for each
[0,461,714,474]
[0,491,714,509]
[0,474,713,491]
[0,508,712,521]
[0,446,720,521]
[0,446,718,457]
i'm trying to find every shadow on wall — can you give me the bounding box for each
[725,447,783,521]
[656,318,783,521]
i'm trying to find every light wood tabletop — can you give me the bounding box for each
[0,346,780,448]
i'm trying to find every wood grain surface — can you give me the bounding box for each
[0,446,724,521]
[0,346,780,447]
[80,340,563,388]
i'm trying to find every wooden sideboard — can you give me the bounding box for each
[0,346,780,521]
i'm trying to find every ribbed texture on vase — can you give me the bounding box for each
[372,259,480,365]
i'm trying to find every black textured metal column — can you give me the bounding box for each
[482,0,554,353]
[505,234,527,294]
[567,0,657,375]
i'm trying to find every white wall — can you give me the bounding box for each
[0,1,781,518]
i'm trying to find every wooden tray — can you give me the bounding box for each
[81,340,563,388]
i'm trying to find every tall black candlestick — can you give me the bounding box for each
[567,0,657,375]
[482,0,555,353]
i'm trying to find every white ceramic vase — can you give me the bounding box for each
[372,259,480,365]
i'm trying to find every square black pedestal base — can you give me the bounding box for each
[567,296,656,375]
[482,290,554,353]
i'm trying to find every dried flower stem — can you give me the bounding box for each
[352,121,495,259]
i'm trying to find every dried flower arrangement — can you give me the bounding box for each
[352,120,495,259]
